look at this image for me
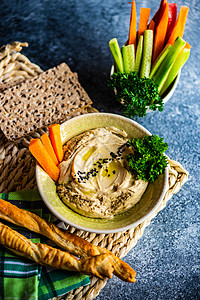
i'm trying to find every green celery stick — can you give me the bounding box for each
[135,35,143,74]
[160,48,190,95]
[109,38,124,73]
[140,30,153,78]
[121,44,135,73]
[150,44,172,79]
[154,36,186,92]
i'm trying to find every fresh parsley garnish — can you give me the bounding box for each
[108,71,164,118]
[127,135,168,182]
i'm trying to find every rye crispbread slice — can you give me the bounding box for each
[0,62,92,141]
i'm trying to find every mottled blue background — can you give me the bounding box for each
[0,0,199,299]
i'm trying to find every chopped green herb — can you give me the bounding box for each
[127,135,168,182]
[108,71,164,118]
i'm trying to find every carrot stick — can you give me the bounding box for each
[49,124,63,163]
[128,0,137,49]
[152,1,169,64]
[166,6,189,45]
[138,7,151,42]
[29,139,60,182]
[178,6,189,38]
[148,19,155,32]
[184,42,191,49]
[41,133,59,166]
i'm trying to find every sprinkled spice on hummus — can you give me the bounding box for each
[56,127,148,218]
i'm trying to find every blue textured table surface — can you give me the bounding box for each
[0,0,199,299]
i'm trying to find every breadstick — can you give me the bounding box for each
[0,221,79,271]
[0,198,100,257]
[0,221,134,281]
[0,199,136,282]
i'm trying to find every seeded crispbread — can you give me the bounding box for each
[0,62,92,141]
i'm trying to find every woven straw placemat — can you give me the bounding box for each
[0,43,189,300]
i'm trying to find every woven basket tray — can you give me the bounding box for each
[0,43,189,300]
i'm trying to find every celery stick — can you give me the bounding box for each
[154,36,186,92]
[121,44,135,73]
[140,30,153,78]
[150,44,172,79]
[109,38,124,73]
[160,48,190,95]
[135,35,143,74]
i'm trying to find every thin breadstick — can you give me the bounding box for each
[0,199,136,283]
[0,221,135,281]
[0,223,117,279]
[0,198,107,257]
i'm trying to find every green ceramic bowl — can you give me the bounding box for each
[36,113,168,233]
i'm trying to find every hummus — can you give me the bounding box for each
[56,127,148,218]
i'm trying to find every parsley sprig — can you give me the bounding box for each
[108,71,164,118]
[127,135,168,182]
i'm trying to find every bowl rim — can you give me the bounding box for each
[36,112,169,233]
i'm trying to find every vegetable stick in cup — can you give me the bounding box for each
[165,3,177,44]
[152,1,169,64]
[128,0,137,49]
[150,0,168,28]
[160,47,190,95]
[148,19,155,31]
[138,7,151,42]
[166,5,189,45]
[140,30,153,78]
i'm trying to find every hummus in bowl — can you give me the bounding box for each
[57,126,148,218]
[36,113,168,233]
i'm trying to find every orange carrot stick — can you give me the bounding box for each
[128,0,137,49]
[49,124,63,163]
[184,42,191,49]
[152,1,169,64]
[41,133,59,166]
[178,6,189,38]
[166,6,189,45]
[29,139,60,181]
[138,7,151,42]
[148,19,155,32]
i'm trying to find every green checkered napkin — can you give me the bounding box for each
[0,189,90,300]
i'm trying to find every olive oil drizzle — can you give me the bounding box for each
[74,142,129,183]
